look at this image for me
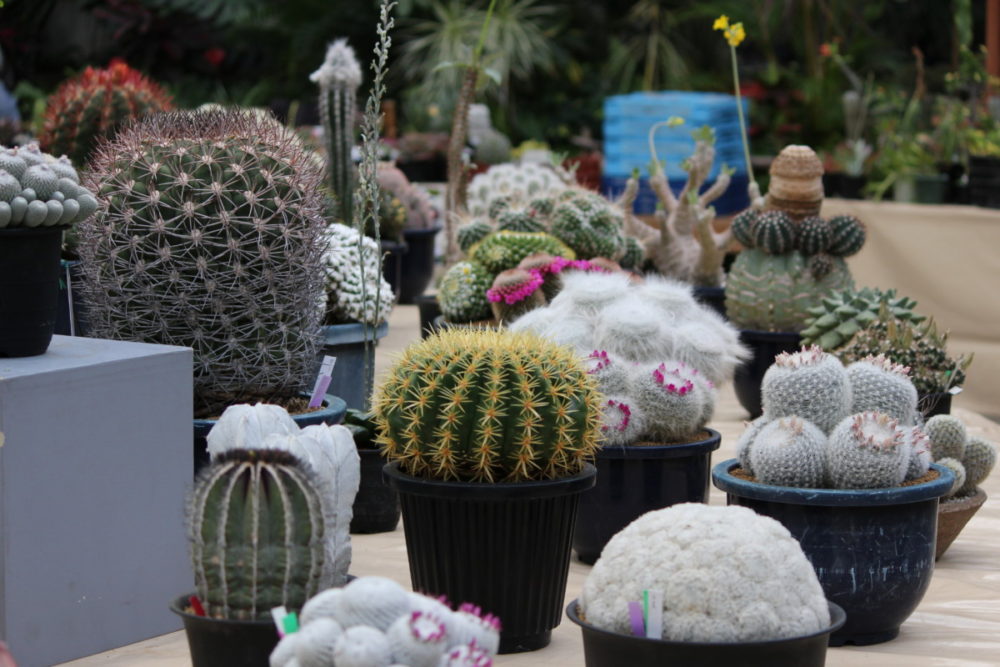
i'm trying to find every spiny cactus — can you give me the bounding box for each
[936,457,967,496]
[904,425,932,481]
[466,163,569,218]
[486,267,545,322]
[549,189,625,260]
[761,346,852,434]
[958,437,997,496]
[373,328,602,482]
[188,449,326,620]
[77,110,327,416]
[827,214,866,257]
[311,38,362,225]
[468,229,575,274]
[322,222,395,326]
[39,61,173,168]
[493,197,550,233]
[800,288,924,351]
[618,235,645,270]
[795,216,832,255]
[730,209,757,247]
[925,415,968,461]
[748,416,828,488]
[846,355,918,425]
[752,210,797,254]
[827,412,911,489]
[735,416,770,475]
[438,260,494,323]
[0,144,97,228]
[456,218,493,252]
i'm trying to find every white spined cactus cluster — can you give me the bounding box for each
[466,163,569,218]
[923,414,998,499]
[322,222,395,326]
[270,576,500,667]
[0,143,97,227]
[510,271,748,387]
[581,504,831,642]
[207,403,361,588]
[737,348,996,490]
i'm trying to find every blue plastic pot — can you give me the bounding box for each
[573,429,721,564]
[320,321,389,410]
[712,460,954,646]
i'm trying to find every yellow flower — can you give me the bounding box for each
[666,116,685,127]
[713,15,729,31]
[725,22,746,47]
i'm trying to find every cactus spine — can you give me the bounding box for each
[761,346,852,434]
[188,449,326,620]
[827,412,911,489]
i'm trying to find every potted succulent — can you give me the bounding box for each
[269,576,501,666]
[923,415,997,559]
[373,328,603,653]
[569,503,844,667]
[0,143,97,357]
[724,144,866,417]
[342,408,400,534]
[713,347,955,645]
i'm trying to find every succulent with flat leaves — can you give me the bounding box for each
[438,260,494,323]
[800,288,924,351]
[373,328,602,482]
[0,144,97,228]
[77,110,327,417]
[322,222,395,326]
[761,346,852,434]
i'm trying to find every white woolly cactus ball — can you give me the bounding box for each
[846,355,918,426]
[206,402,299,458]
[761,346,852,435]
[333,576,411,631]
[581,504,830,643]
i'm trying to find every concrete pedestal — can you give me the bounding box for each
[0,336,193,667]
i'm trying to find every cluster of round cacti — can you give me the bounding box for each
[800,287,925,351]
[77,109,328,416]
[588,350,716,445]
[734,347,985,489]
[548,189,629,260]
[39,60,173,168]
[322,223,396,326]
[376,162,438,231]
[270,576,500,667]
[0,144,98,228]
[372,328,603,482]
[923,415,997,500]
[465,163,569,218]
[725,208,867,333]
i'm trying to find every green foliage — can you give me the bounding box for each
[800,288,924,351]
[468,229,574,273]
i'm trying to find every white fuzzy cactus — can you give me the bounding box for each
[749,417,828,488]
[322,222,395,326]
[581,504,830,642]
[333,626,393,667]
[735,416,770,475]
[903,425,932,481]
[466,163,569,218]
[827,412,912,489]
[925,414,968,461]
[761,346,852,434]
[846,355,918,426]
[207,403,300,457]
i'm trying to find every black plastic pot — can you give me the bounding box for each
[713,460,954,646]
[732,330,802,418]
[55,259,90,337]
[0,226,65,357]
[573,430,721,564]
[384,461,596,654]
[398,226,441,304]
[567,599,845,667]
[823,172,867,200]
[350,446,400,534]
[692,286,726,319]
[170,594,278,667]
[415,293,442,339]
[398,158,447,183]
[380,238,408,297]
[919,391,953,419]
[968,156,1000,209]
[320,322,389,410]
[192,394,347,475]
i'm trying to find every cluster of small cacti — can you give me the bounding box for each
[39,60,173,168]
[511,271,749,387]
[376,162,438,230]
[725,145,867,332]
[77,109,328,416]
[0,144,98,228]
[736,346,981,489]
[373,328,603,482]
[923,414,997,500]
[322,222,396,326]
[467,230,575,274]
[465,163,569,218]
[589,351,716,446]
[270,577,500,667]
[800,288,925,351]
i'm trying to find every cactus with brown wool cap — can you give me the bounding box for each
[486,267,545,323]
[373,328,602,482]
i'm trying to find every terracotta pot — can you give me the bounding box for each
[936,488,988,560]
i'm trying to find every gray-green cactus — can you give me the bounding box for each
[761,346,852,434]
[936,457,967,496]
[438,260,493,323]
[827,412,911,489]
[188,449,326,620]
[846,355,919,425]
[800,288,925,351]
[735,415,769,475]
[925,414,968,461]
[958,436,997,496]
[549,190,625,260]
[0,145,97,228]
[748,416,828,488]
[456,218,494,252]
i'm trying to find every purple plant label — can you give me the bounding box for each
[628,601,645,637]
[309,356,337,408]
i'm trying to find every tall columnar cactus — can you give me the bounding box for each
[311,39,362,225]
[373,329,602,482]
[0,144,97,228]
[188,449,326,620]
[78,110,327,416]
[845,355,918,425]
[800,288,924,351]
[748,417,828,488]
[39,61,173,168]
[761,346,852,434]
[826,412,912,489]
[438,260,494,323]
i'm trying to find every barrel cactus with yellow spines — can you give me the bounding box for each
[468,229,575,274]
[373,329,602,482]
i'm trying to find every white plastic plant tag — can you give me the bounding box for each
[645,589,663,640]
[271,606,289,637]
[948,386,963,395]
[309,356,338,408]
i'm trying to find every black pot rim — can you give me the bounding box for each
[566,598,846,647]
[169,593,276,627]
[0,225,69,237]
[193,393,347,431]
[383,460,596,500]
[739,329,803,343]
[712,459,955,507]
[597,428,721,460]
[402,225,443,239]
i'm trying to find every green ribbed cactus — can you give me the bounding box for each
[549,190,625,259]
[188,449,326,620]
[827,412,911,489]
[730,209,757,247]
[77,110,327,416]
[748,416,827,488]
[468,230,575,273]
[936,457,967,496]
[761,346,851,434]
[373,328,602,482]
[846,355,919,425]
[618,235,645,270]
[801,288,924,351]
[456,218,494,252]
[438,260,494,323]
[752,210,796,254]
[724,248,854,332]
[827,215,866,257]
[796,216,832,255]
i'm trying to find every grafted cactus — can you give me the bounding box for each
[78,110,327,416]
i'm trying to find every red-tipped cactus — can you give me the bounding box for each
[39,61,173,168]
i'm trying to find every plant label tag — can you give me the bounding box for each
[949,386,963,395]
[309,356,338,408]
[645,589,663,639]
[627,601,645,637]
[271,606,289,637]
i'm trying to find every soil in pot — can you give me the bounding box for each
[567,599,845,667]
[732,330,802,418]
[936,488,988,560]
[573,430,721,564]
[0,226,66,357]
[170,594,279,667]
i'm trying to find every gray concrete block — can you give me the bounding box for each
[0,335,193,666]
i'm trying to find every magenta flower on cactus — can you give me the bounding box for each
[587,350,612,374]
[486,270,544,304]
[457,603,503,631]
[601,399,633,433]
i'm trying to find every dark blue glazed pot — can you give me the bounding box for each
[712,460,954,646]
[573,429,721,564]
